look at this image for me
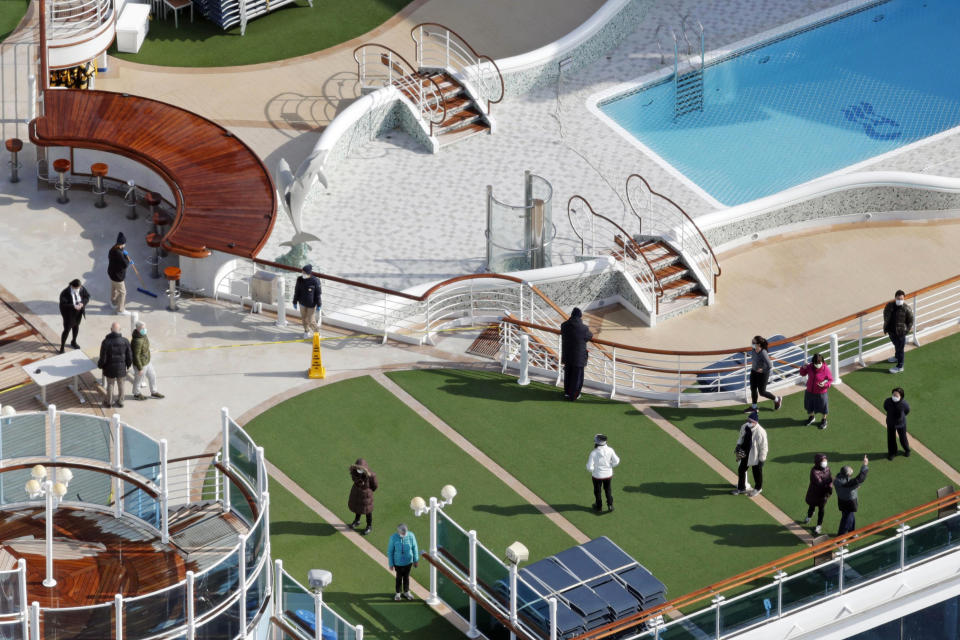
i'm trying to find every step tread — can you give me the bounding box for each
[438,122,489,145]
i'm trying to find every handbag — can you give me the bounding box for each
[734,445,747,460]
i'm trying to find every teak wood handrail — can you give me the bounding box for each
[352,43,448,130]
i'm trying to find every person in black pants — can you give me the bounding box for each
[883,387,911,459]
[883,290,913,374]
[560,308,592,401]
[746,336,782,413]
[835,457,869,536]
[58,279,90,353]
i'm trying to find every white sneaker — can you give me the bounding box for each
[889,366,903,374]
[747,489,762,497]
[731,489,746,495]
[118,310,131,316]
[403,591,415,600]
[802,516,811,524]
[814,525,822,535]
[887,357,897,363]
[394,593,401,601]
[303,332,311,339]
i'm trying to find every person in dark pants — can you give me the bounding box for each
[347,458,378,536]
[883,387,911,459]
[835,456,869,536]
[586,434,619,512]
[292,264,323,339]
[883,290,913,374]
[58,279,90,353]
[802,453,833,535]
[746,336,782,413]
[97,322,133,408]
[733,411,768,497]
[107,232,131,315]
[387,524,419,601]
[560,307,592,400]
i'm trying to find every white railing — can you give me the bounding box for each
[353,44,447,133]
[274,561,364,640]
[47,0,113,40]
[500,274,960,405]
[626,174,720,295]
[411,22,504,113]
[0,42,39,141]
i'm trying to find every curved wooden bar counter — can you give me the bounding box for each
[30,90,277,259]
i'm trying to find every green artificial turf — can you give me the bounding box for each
[245,375,576,568]
[655,389,952,536]
[0,0,29,42]
[110,0,410,67]
[270,482,458,640]
[844,331,960,474]
[386,369,806,597]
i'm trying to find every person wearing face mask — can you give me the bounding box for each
[745,336,782,413]
[797,353,833,429]
[732,411,768,497]
[835,456,869,536]
[587,434,620,512]
[802,453,833,535]
[57,279,90,353]
[387,523,419,601]
[348,458,377,536]
[883,387,910,460]
[131,321,164,400]
[882,290,913,374]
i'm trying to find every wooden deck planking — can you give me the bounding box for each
[31,90,277,259]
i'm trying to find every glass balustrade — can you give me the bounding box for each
[123,583,187,639]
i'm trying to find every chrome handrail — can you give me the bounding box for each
[353,43,447,133]
[411,22,505,112]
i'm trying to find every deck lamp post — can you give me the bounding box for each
[411,484,457,604]
[25,465,72,588]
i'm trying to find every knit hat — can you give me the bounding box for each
[594,434,607,445]
[748,411,759,423]
[116,232,126,245]
[302,264,313,274]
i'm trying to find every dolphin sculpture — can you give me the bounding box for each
[275,157,323,247]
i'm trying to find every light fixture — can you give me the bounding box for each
[410,496,426,516]
[506,541,529,565]
[52,482,68,498]
[58,468,73,484]
[31,465,47,480]
[441,485,457,503]
[24,465,71,588]
[25,479,41,497]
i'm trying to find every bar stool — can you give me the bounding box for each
[146,232,163,279]
[5,138,22,183]
[152,208,173,258]
[91,162,109,208]
[52,158,71,203]
[163,266,181,311]
[144,191,161,221]
[125,180,138,220]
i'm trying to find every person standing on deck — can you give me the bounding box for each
[107,233,131,315]
[560,307,592,401]
[746,336,782,413]
[883,290,913,374]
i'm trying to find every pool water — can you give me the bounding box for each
[598,0,960,206]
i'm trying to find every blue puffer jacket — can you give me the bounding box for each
[387,531,419,567]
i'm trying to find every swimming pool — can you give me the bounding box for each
[595,0,960,207]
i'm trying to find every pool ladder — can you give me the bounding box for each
[673,16,705,119]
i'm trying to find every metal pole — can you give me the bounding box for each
[43,481,56,587]
[517,335,530,386]
[314,588,322,640]
[221,408,231,513]
[160,439,169,544]
[555,334,563,386]
[712,596,724,639]
[837,549,846,594]
[115,593,123,640]
[30,602,39,640]
[775,571,786,618]
[898,524,910,570]
[273,560,283,618]
[238,536,247,629]
[275,276,287,327]
[38,0,48,91]
[508,562,518,638]
[186,571,195,640]
[382,292,389,343]
[17,560,27,639]
[610,347,617,399]
[112,413,122,517]
[830,333,842,385]
[263,491,271,560]
[467,530,479,638]
[549,597,558,640]
[427,497,439,605]
[912,294,920,346]
[355,625,364,640]
[48,404,57,462]
[857,316,865,366]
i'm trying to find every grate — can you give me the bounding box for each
[466,324,501,359]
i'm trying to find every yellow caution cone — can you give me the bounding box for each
[308,332,326,379]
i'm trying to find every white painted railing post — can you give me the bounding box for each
[186,571,195,640]
[221,407,231,514]
[830,333,842,385]
[273,559,284,618]
[469,281,475,326]
[549,596,558,640]
[160,439,169,544]
[275,276,287,327]
[427,497,439,605]
[313,587,323,640]
[445,30,450,69]
[256,446,266,497]
[712,595,724,639]
[610,347,617,399]
[388,51,393,85]
[238,535,247,629]
[115,593,123,640]
[518,283,524,322]
[517,335,530,386]
[355,625,364,640]
[263,491,271,560]
[112,413,122,517]
[555,334,563,386]
[898,523,910,570]
[30,602,39,640]
[17,560,26,639]
[501,322,509,373]
[47,404,57,462]
[28,75,36,121]
[508,562,518,640]
[911,294,920,346]
[774,570,786,618]
[857,316,865,366]
[382,292,389,343]
[467,530,479,638]
[742,352,750,404]
[424,296,434,346]
[803,335,809,363]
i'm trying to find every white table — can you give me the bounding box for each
[117,2,151,53]
[21,351,96,407]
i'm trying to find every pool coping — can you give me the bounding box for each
[584,0,960,211]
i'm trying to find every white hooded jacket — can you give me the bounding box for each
[587,444,620,479]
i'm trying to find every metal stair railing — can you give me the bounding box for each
[354,44,447,135]
[411,22,504,113]
[672,15,704,118]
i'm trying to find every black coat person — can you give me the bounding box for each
[97,330,133,379]
[560,307,592,400]
[58,280,90,352]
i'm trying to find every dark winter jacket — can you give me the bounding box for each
[804,454,833,507]
[347,458,378,515]
[835,464,868,513]
[58,285,90,324]
[883,302,914,337]
[560,308,592,367]
[107,246,130,283]
[97,331,133,378]
[883,398,910,430]
[293,275,322,308]
[131,331,151,370]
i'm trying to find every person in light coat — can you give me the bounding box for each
[732,411,768,497]
[586,434,620,512]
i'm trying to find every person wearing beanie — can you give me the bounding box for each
[586,434,620,512]
[107,232,131,315]
[57,278,90,353]
[560,307,592,401]
[732,411,768,497]
[292,264,323,339]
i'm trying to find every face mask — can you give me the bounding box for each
[820,461,828,469]
[140,329,147,336]
[813,363,822,369]
[752,344,759,351]
[892,395,900,403]
[895,299,904,306]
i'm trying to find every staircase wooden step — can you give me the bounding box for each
[437,121,489,146]
[653,263,688,284]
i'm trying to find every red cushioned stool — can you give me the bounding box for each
[52,158,71,204]
[5,138,22,183]
[91,162,109,208]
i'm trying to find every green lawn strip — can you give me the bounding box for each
[843,330,960,475]
[269,482,458,640]
[0,0,28,41]
[655,389,951,537]
[245,375,575,569]
[111,0,410,67]
[386,369,804,597]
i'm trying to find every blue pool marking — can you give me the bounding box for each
[842,102,901,140]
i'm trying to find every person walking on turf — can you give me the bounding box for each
[732,411,768,497]
[97,321,132,408]
[131,321,165,401]
[883,387,911,459]
[561,307,592,401]
[802,453,833,535]
[883,290,913,374]
[387,523,419,601]
[835,456,869,536]
[107,233,131,315]
[587,434,619,512]
[348,458,377,536]
[798,353,833,429]
[58,278,90,353]
[292,264,322,339]
[746,336,782,413]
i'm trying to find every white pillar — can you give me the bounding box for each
[830,333,842,386]
[517,335,530,386]
[18,560,27,640]
[508,562,518,640]
[186,571,195,640]
[427,497,439,605]
[238,534,247,629]
[273,560,283,618]
[30,602,39,640]
[221,407,231,513]
[43,481,56,587]
[466,530,479,638]
[313,588,322,640]
[112,413,123,517]
[548,596,558,640]
[275,276,287,327]
[47,404,57,462]
[114,593,123,639]
[160,439,169,543]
